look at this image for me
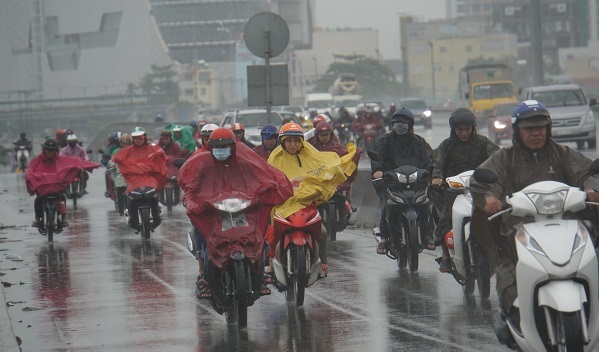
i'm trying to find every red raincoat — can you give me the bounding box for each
[26,153,100,196]
[178,141,293,269]
[113,142,167,194]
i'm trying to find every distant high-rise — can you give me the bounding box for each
[446,0,494,19]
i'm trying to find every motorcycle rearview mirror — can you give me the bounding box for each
[98,149,105,154]
[472,168,498,184]
[86,149,93,154]
[174,158,186,168]
[590,159,599,174]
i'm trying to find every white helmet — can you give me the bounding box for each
[200,123,219,137]
[66,134,78,142]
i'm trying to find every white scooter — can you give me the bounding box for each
[15,145,30,172]
[444,170,491,299]
[474,168,599,351]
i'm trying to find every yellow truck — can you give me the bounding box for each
[459,64,517,116]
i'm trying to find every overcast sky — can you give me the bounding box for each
[314,0,446,60]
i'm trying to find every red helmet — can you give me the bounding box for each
[209,128,236,147]
[312,114,331,127]
[231,122,245,132]
[316,122,333,135]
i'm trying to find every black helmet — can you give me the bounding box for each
[391,107,415,127]
[449,108,477,128]
[43,138,59,151]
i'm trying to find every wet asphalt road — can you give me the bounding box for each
[2,114,599,352]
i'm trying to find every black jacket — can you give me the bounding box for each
[370,131,433,175]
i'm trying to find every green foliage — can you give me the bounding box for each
[137,64,179,104]
[313,57,401,99]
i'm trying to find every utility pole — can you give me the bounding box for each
[530,0,544,85]
[428,42,436,100]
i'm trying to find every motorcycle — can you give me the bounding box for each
[125,187,159,240]
[64,170,85,210]
[271,206,323,306]
[443,170,491,299]
[474,167,599,351]
[361,123,379,151]
[186,193,267,328]
[334,123,355,145]
[38,193,68,244]
[159,176,180,216]
[318,188,351,242]
[14,144,30,172]
[373,163,431,272]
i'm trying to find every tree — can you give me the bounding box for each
[312,57,401,100]
[138,64,179,104]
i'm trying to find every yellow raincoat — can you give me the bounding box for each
[268,139,357,218]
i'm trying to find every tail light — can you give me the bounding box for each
[445,230,454,250]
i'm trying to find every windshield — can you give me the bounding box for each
[400,100,427,110]
[236,112,281,127]
[473,83,514,100]
[307,100,332,109]
[532,90,587,107]
[496,103,518,116]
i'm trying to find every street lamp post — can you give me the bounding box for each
[428,42,436,101]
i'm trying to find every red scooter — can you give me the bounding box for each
[271,206,323,306]
[196,192,268,328]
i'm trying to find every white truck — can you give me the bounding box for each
[304,93,334,114]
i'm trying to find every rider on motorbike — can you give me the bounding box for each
[371,107,435,255]
[27,138,100,228]
[60,134,90,191]
[469,100,599,348]
[352,106,384,144]
[231,122,257,149]
[101,132,121,197]
[429,108,499,272]
[158,129,185,158]
[253,124,279,161]
[113,127,167,230]
[177,127,293,298]
[309,122,362,204]
[267,122,358,276]
[13,132,32,157]
[172,125,196,157]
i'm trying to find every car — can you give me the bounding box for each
[196,108,224,124]
[487,101,518,144]
[220,109,298,147]
[520,84,598,149]
[398,98,432,129]
[278,105,307,119]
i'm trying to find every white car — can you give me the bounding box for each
[221,109,298,147]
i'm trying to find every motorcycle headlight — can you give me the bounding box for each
[408,171,418,183]
[572,222,589,254]
[396,172,407,183]
[423,110,432,118]
[516,227,546,256]
[213,198,251,212]
[494,120,507,129]
[526,190,567,215]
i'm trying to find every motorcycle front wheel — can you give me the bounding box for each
[139,207,151,240]
[45,207,55,244]
[286,245,307,307]
[407,220,419,272]
[71,182,78,210]
[165,188,173,215]
[555,311,583,352]
[226,261,248,328]
[326,202,336,242]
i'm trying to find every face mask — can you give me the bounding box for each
[212,147,231,161]
[68,142,77,147]
[393,123,409,135]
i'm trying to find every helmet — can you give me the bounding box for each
[209,128,236,147]
[279,122,305,139]
[160,129,172,137]
[449,108,477,128]
[200,123,219,137]
[312,114,331,127]
[511,100,551,128]
[66,134,78,142]
[189,120,198,128]
[172,126,182,133]
[65,129,73,135]
[120,133,132,145]
[260,124,279,139]
[108,132,120,141]
[231,123,245,132]
[392,107,415,127]
[131,126,146,137]
[43,138,59,151]
[316,122,333,135]
[20,132,26,138]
